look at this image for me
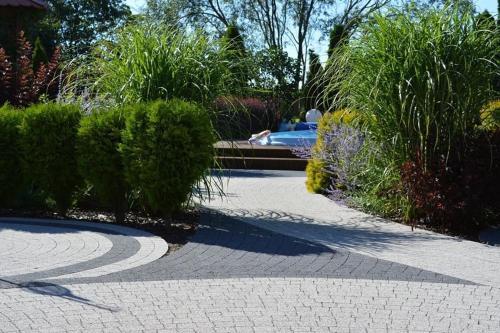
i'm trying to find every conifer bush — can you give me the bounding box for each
[121,99,215,216]
[77,107,128,222]
[21,103,82,214]
[0,104,24,206]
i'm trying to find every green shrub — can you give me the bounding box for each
[306,159,330,193]
[305,112,336,193]
[0,104,24,206]
[21,103,82,214]
[481,100,500,129]
[121,99,215,216]
[77,108,128,222]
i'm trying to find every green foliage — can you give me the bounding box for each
[91,24,240,105]
[44,0,131,58]
[326,4,498,170]
[304,50,324,110]
[305,159,330,193]
[222,23,246,58]
[121,99,215,216]
[21,103,82,214]
[481,100,500,129]
[253,46,297,93]
[32,37,48,70]
[327,24,347,59]
[0,105,24,206]
[77,107,128,222]
[305,112,335,193]
[0,1,131,59]
[323,4,499,225]
[221,23,249,87]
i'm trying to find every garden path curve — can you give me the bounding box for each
[0,169,499,332]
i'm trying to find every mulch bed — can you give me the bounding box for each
[0,208,199,254]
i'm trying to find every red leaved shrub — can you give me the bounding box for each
[401,130,500,234]
[0,31,60,107]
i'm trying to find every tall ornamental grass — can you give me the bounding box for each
[90,24,241,105]
[325,4,498,170]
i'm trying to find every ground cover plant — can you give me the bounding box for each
[316,4,499,234]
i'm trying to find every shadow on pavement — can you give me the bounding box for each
[0,278,120,312]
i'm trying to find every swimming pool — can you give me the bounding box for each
[257,129,317,146]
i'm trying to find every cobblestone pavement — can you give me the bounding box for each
[1,170,500,332]
[206,170,500,287]
[0,278,499,332]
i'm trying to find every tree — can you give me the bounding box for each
[32,37,48,71]
[144,0,186,27]
[146,0,389,93]
[327,24,347,59]
[37,0,131,59]
[304,49,324,110]
[221,23,249,87]
[477,10,495,29]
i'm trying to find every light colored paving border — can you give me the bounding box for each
[0,218,168,280]
[204,170,500,287]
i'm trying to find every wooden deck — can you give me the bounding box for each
[214,141,308,171]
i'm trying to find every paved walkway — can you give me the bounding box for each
[206,170,500,287]
[0,169,499,332]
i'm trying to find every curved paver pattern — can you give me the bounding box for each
[101,211,470,284]
[0,218,167,287]
[2,211,469,287]
[1,169,500,332]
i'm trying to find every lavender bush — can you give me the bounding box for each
[294,124,365,202]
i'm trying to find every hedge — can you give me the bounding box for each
[0,104,24,206]
[121,99,215,216]
[77,107,128,222]
[21,103,82,214]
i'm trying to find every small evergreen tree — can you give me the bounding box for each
[304,50,324,111]
[32,37,48,71]
[221,23,248,88]
[327,24,347,60]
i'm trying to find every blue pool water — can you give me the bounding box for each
[258,129,317,146]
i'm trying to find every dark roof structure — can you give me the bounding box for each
[0,0,47,9]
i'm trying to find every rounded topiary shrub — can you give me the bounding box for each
[21,103,82,214]
[0,104,24,206]
[121,99,215,216]
[77,108,128,222]
[305,112,336,193]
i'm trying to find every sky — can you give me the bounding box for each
[125,0,498,15]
